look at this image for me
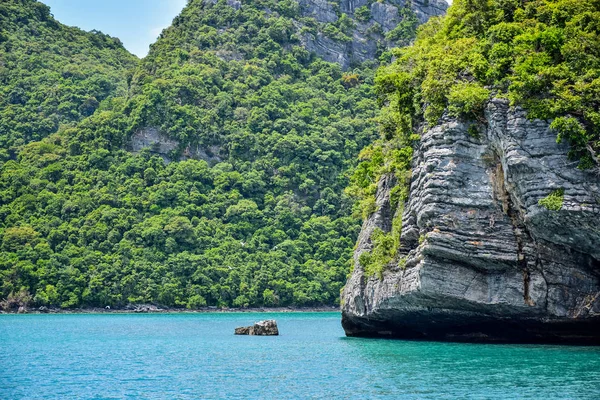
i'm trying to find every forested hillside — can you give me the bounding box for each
[0,0,441,310]
[0,0,137,157]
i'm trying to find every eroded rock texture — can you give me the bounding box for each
[298,0,448,68]
[128,127,222,164]
[342,99,600,344]
[235,320,280,336]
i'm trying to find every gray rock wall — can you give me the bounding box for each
[341,99,600,344]
[298,0,448,68]
[129,127,221,164]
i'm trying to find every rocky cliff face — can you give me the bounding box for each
[298,0,447,68]
[208,0,447,69]
[342,99,600,344]
[298,0,447,26]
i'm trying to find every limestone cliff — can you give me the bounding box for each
[342,99,600,344]
[298,0,447,68]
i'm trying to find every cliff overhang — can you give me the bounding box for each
[341,99,600,344]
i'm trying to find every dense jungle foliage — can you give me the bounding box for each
[0,0,137,157]
[352,0,600,277]
[0,0,422,310]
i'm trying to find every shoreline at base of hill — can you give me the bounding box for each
[0,305,340,315]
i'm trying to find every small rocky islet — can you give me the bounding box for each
[235,320,279,336]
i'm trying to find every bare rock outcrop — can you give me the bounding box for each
[341,99,600,344]
[235,320,279,336]
[298,0,448,69]
[128,127,222,164]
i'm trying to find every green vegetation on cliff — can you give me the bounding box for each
[351,0,600,276]
[538,188,565,211]
[379,0,600,167]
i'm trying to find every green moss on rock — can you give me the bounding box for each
[539,189,565,211]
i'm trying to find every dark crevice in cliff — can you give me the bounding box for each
[591,257,600,277]
[493,159,536,306]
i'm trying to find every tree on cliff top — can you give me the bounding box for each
[378,0,600,169]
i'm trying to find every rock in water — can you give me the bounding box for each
[252,320,279,336]
[235,320,279,336]
[234,326,251,335]
[341,99,600,344]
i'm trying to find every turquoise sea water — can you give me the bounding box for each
[1,312,599,399]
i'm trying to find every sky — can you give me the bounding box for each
[42,0,453,58]
[43,0,187,58]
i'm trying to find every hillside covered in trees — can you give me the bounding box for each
[0,0,442,310]
[0,0,137,156]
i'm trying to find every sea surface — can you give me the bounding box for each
[1,312,599,399]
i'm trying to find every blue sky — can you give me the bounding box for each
[43,0,187,58]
